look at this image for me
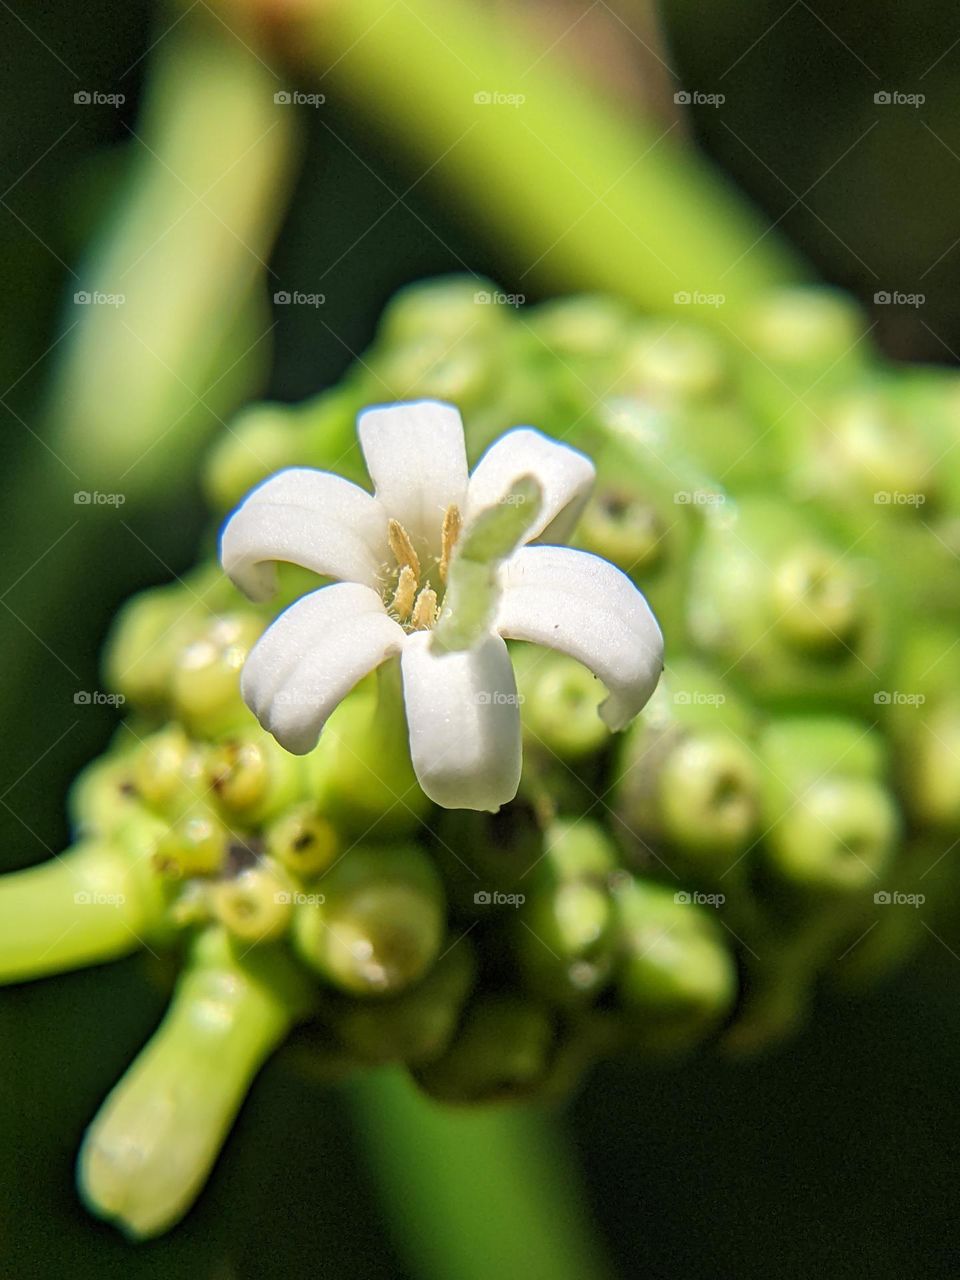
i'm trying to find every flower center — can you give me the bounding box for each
[385,505,461,632]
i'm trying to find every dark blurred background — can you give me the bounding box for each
[0,2,958,1276]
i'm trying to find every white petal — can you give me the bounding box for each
[220,468,388,601]
[357,401,469,554]
[495,546,663,731]
[240,583,405,754]
[401,631,521,811]
[464,428,595,545]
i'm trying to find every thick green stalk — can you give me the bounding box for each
[79,928,312,1239]
[351,1069,614,1280]
[0,841,165,984]
[298,0,804,314]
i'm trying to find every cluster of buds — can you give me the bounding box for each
[2,276,958,1237]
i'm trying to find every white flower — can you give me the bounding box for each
[220,400,663,811]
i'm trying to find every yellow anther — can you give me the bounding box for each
[439,504,462,584]
[390,564,418,620]
[388,519,421,580]
[411,587,439,631]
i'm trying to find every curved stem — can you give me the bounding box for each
[350,1068,614,1280]
[78,928,312,1239]
[0,842,165,984]
[291,0,805,314]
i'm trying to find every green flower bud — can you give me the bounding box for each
[0,840,168,984]
[612,877,737,1052]
[368,332,495,415]
[211,862,294,944]
[613,322,728,404]
[377,275,510,346]
[757,719,900,896]
[104,585,207,710]
[614,663,761,871]
[413,995,555,1103]
[515,648,608,760]
[69,754,142,840]
[265,805,341,879]
[574,482,667,573]
[132,724,201,814]
[526,294,633,366]
[517,877,615,1004]
[739,286,868,379]
[329,939,476,1065]
[292,845,445,996]
[203,402,301,513]
[153,813,229,880]
[687,497,888,710]
[541,817,618,882]
[206,730,303,827]
[78,928,312,1239]
[169,613,264,737]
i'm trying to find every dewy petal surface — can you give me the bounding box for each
[495,546,664,731]
[401,631,522,811]
[357,400,469,555]
[221,469,389,601]
[464,428,595,546]
[241,583,405,754]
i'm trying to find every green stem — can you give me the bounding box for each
[350,1068,614,1280]
[0,841,165,984]
[297,0,804,313]
[78,928,312,1239]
